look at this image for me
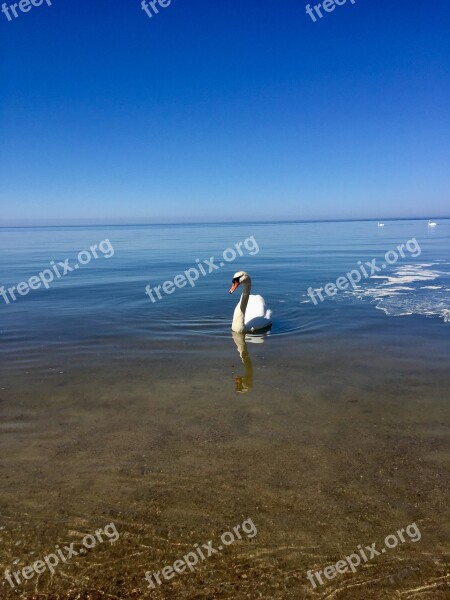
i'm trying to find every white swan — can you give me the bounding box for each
[428,220,437,228]
[229,271,272,333]
[377,222,385,227]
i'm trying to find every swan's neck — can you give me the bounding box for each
[232,279,251,333]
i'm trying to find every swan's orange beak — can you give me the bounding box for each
[229,281,240,294]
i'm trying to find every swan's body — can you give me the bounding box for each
[428,220,437,228]
[229,271,272,333]
[233,293,272,333]
[377,222,385,227]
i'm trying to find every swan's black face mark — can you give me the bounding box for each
[229,278,240,294]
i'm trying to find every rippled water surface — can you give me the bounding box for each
[0,220,449,600]
[1,220,449,365]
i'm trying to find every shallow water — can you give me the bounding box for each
[1,220,449,355]
[0,221,449,599]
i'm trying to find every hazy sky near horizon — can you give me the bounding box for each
[1,0,449,225]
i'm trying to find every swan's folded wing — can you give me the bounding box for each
[244,295,273,332]
[244,295,266,322]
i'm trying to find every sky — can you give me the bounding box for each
[0,0,449,225]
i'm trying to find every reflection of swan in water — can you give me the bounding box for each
[229,271,272,333]
[232,331,254,393]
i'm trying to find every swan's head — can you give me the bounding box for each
[229,271,250,294]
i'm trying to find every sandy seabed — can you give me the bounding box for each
[0,332,449,600]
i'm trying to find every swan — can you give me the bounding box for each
[229,271,272,333]
[428,220,437,228]
[377,222,385,227]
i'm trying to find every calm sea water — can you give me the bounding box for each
[0,220,449,367]
[1,221,449,600]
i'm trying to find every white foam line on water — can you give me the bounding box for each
[371,265,441,286]
[351,263,450,324]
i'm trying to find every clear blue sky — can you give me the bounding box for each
[1,0,449,225]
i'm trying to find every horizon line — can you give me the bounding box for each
[0,216,449,229]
